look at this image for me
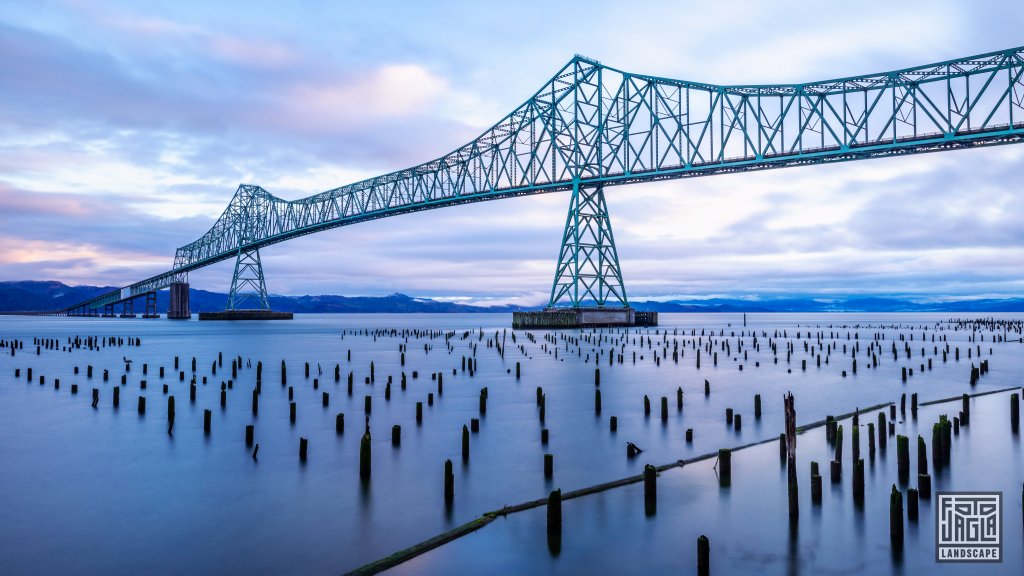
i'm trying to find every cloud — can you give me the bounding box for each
[0,0,1023,304]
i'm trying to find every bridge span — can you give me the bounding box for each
[64,46,1024,320]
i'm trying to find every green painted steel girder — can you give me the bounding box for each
[67,46,1024,313]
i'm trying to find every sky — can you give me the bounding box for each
[1,0,1023,305]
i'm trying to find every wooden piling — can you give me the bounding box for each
[444,459,454,503]
[878,412,887,450]
[853,458,865,504]
[890,485,904,547]
[595,389,601,414]
[919,473,931,499]
[462,425,470,461]
[544,453,554,478]
[360,432,371,479]
[718,448,731,487]
[203,409,211,434]
[644,464,657,515]
[897,435,909,483]
[290,401,296,423]
[245,424,254,446]
[336,413,345,434]
[547,489,562,536]
[392,425,401,446]
[697,535,710,576]
[299,437,308,461]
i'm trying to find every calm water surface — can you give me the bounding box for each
[0,313,1020,575]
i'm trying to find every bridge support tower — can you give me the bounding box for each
[119,299,135,318]
[199,247,291,320]
[168,282,191,320]
[513,182,655,329]
[142,291,159,318]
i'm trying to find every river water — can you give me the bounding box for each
[0,313,1021,575]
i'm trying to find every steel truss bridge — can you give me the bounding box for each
[66,46,1024,317]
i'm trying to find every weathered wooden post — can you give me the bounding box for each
[718,448,731,487]
[754,394,761,419]
[360,431,371,479]
[890,485,904,548]
[444,459,454,504]
[697,535,710,576]
[336,413,345,434]
[547,489,562,537]
[1012,393,1020,432]
[203,409,211,434]
[245,424,254,446]
[462,424,470,461]
[644,464,657,515]
[299,437,308,462]
[897,435,910,483]
[595,389,601,414]
[919,473,931,499]
[391,424,401,446]
[878,412,887,450]
[544,453,554,478]
[785,392,798,517]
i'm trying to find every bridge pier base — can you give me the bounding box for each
[167,282,191,319]
[102,304,115,318]
[513,308,657,329]
[119,299,135,318]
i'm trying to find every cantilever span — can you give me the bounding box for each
[66,46,1024,316]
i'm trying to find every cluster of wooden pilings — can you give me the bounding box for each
[3,316,1022,574]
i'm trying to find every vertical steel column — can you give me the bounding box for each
[548,182,628,308]
[143,291,159,318]
[227,248,270,310]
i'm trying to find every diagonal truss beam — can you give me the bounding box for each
[68,47,1024,313]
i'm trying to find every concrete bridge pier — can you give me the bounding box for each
[168,282,191,319]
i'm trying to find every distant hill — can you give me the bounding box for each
[1,281,1022,313]
[0,281,527,313]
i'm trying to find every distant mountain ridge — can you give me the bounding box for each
[1,281,1023,313]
